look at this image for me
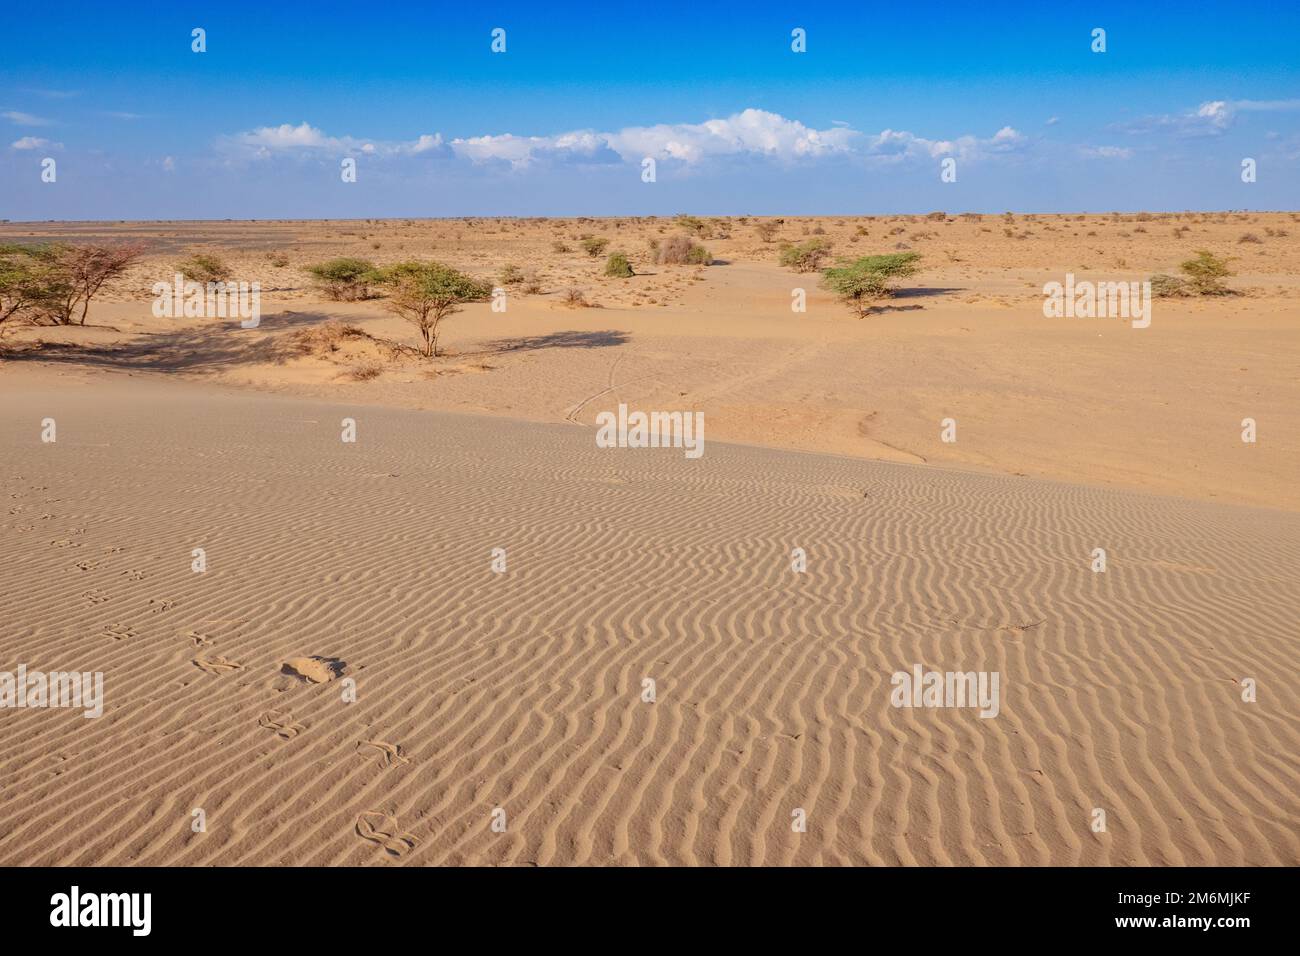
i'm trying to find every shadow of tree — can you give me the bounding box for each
[2,311,339,371]
[473,329,631,355]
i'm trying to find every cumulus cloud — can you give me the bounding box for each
[220,110,1030,171]
[863,124,1026,163]
[221,121,441,159]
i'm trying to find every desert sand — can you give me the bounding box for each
[0,214,1297,865]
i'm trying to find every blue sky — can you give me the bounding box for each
[1,0,1297,219]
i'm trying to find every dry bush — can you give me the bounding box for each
[654,235,711,265]
[347,359,384,381]
[1238,232,1263,244]
[284,320,371,356]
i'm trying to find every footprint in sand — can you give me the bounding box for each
[192,655,243,675]
[357,740,411,769]
[121,569,146,581]
[355,811,418,858]
[82,589,109,605]
[74,559,102,571]
[104,623,136,641]
[280,656,347,684]
[258,710,304,739]
[148,598,175,614]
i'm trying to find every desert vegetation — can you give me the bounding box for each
[654,235,712,266]
[822,252,921,316]
[604,252,634,278]
[1149,250,1235,297]
[779,238,833,273]
[305,258,377,301]
[0,241,144,329]
[175,253,231,287]
[373,261,492,358]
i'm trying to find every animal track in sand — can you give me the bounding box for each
[258,710,304,739]
[148,598,175,614]
[355,811,418,858]
[73,559,101,571]
[280,656,346,683]
[180,629,215,648]
[356,740,411,769]
[121,569,146,581]
[103,623,136,641]
[192,655,243,675]
[82,589,109,605]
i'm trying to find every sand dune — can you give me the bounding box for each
[1,373,1295,865]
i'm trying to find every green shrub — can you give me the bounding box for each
[305,257,377,300]
[779,238,833,273]
[580,237,609,258]
[604,252,634,278]
[1180,250,1234,295]
[175,253,231,286]
[821,252,920,316]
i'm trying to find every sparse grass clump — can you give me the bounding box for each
[1148,274,1190,298]
[821,252,920,317]
[499,264,525,286]
[1237,232,1262,244]
[305,257,377,301]
[754,222,781,243]
[604,252,634,278]
[580,237,610,259]
[175,253,231,287]
[267,251,290,268]
[778,238,833,273]
[563,287,590,307]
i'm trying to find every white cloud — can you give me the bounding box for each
[862,125,1026,163]
[1079,145,1133,159]
[220,110,1030,171]
[222,122,445,159]
[1118,98,1300,137]
[10,136,60,150]
[2,110,52,126]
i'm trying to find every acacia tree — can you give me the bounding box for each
[376,261,491,358]
[31,242,146,325]
[821,252,920,317]
[0,245,55,329]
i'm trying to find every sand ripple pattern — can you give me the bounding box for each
[0,382,1296,866]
